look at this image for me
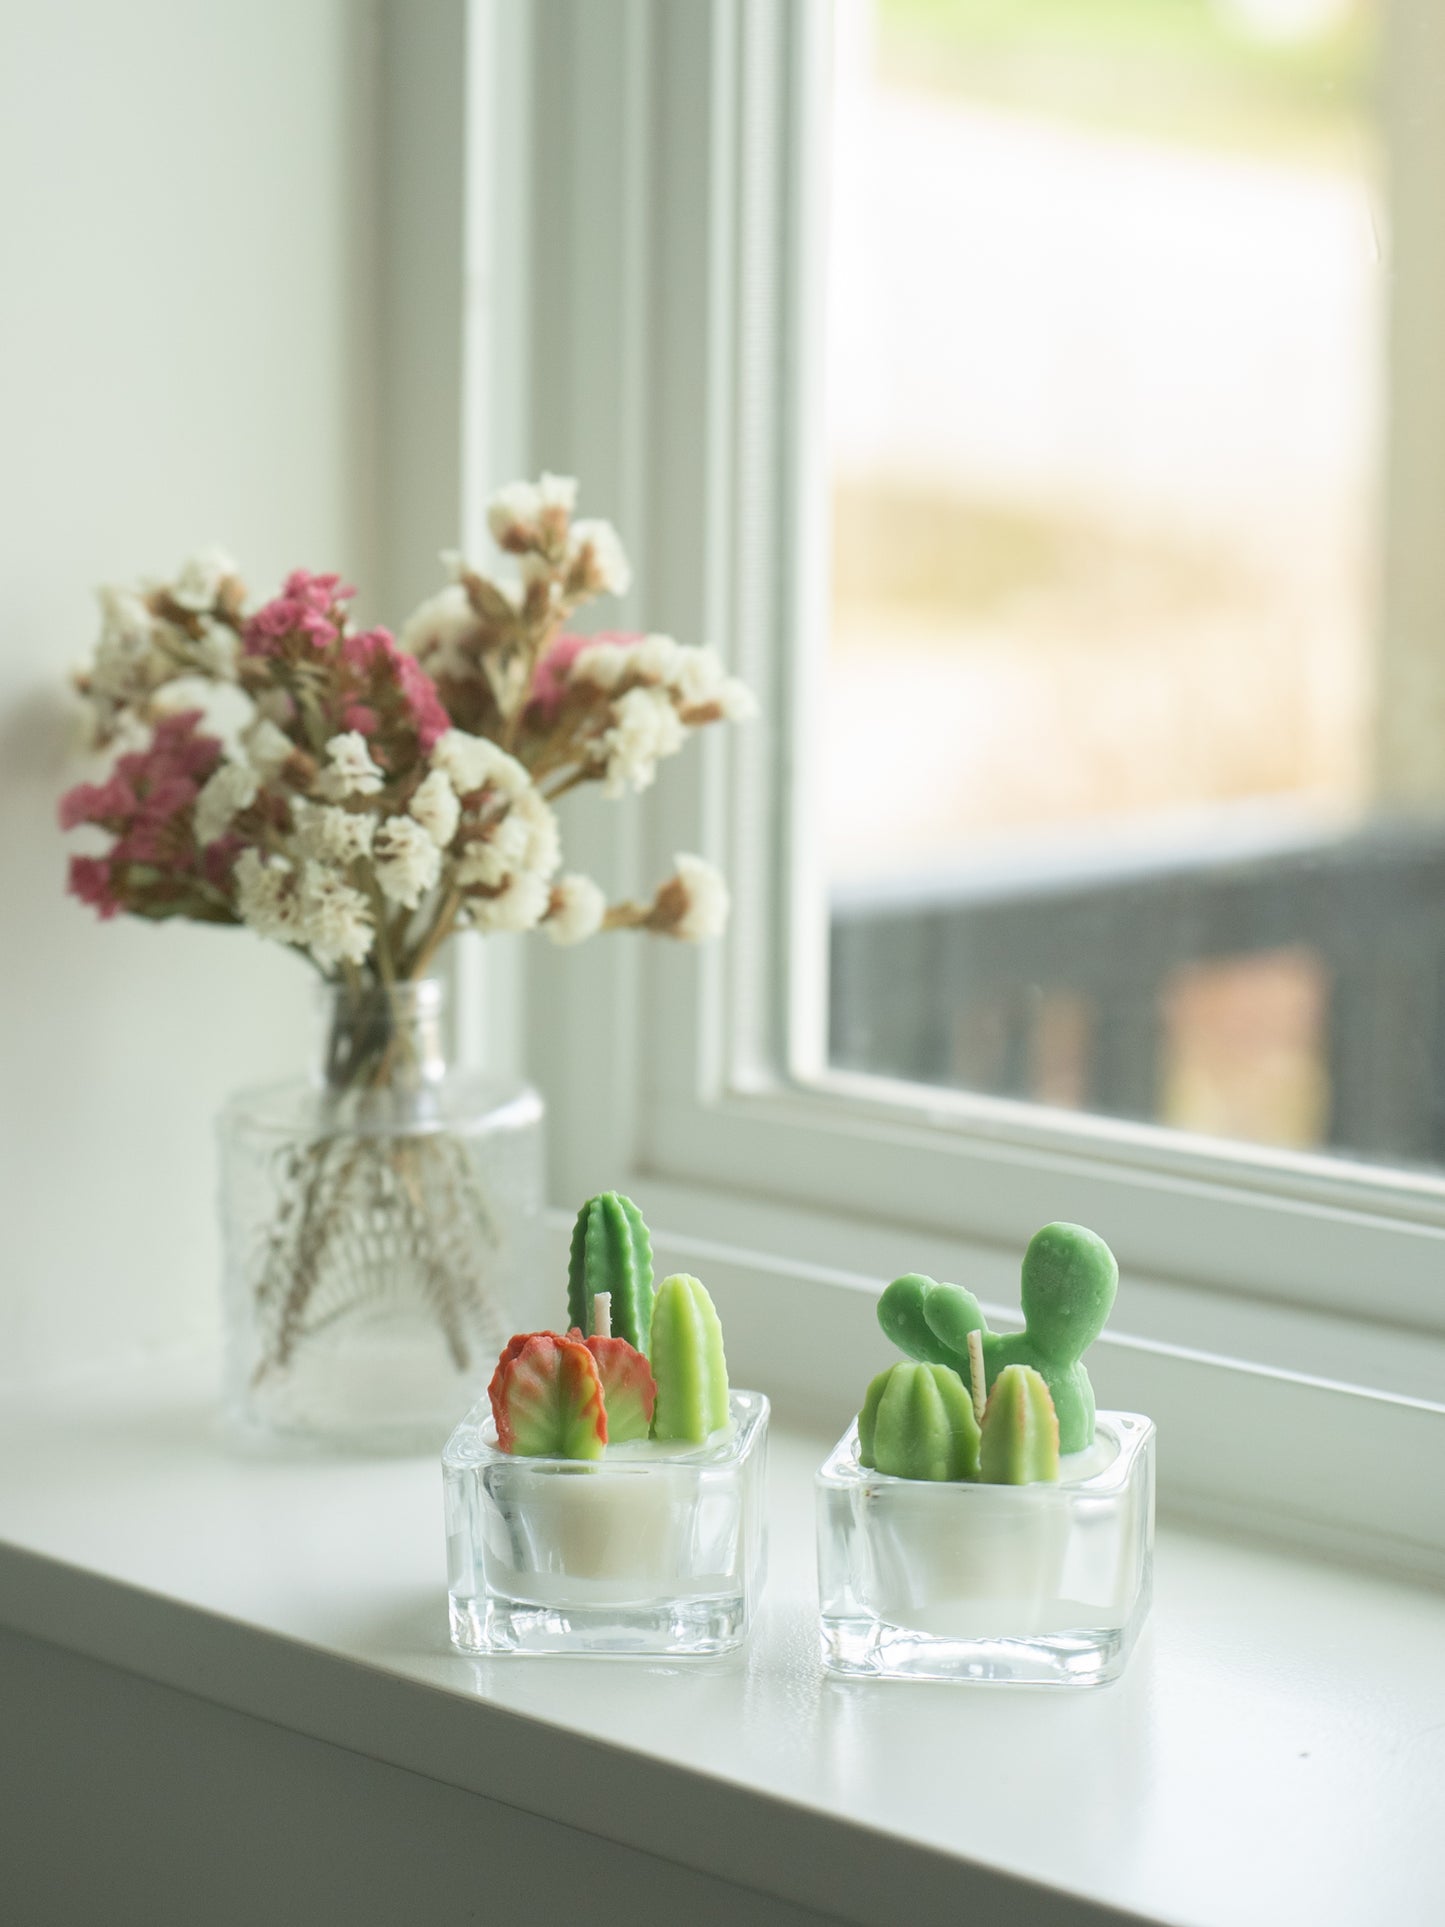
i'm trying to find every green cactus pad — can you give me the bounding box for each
[582,1332,657,1443]
[978,1363,1060,1484]
[984,1223,1118,1454]
[567,1192,655,1352]
[857,1360,981,1482]
[878,1273,986,1368]
[648,1273,729,1442]
[488,1332,607,1460]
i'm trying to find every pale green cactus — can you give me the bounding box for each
[978,1363,1060,1484]
[857,1360,981,1482]
[566,1192,654,1352]
[649,1273,729,1442]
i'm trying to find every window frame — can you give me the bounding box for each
[500,0,1445,1368]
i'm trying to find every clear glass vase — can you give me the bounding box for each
[218,977,543,1453]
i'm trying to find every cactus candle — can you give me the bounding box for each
[444,1193,769,1656]
[817,1223,1154,1686]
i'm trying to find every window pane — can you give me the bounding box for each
[820,0,1431,1168]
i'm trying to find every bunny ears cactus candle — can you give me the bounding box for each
[863,1221,1121,1479]
[817,1222,1156,1685]
[57,481,756,1448]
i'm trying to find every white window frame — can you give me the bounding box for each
[461,0,1445,1388]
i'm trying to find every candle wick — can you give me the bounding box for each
[593,1292,612,1340]
[967,1329,987,1425]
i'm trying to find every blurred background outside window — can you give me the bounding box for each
[820,0,1444,1171]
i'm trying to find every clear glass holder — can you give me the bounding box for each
[816,1410,1154,1686]
[444,1389,769,1657]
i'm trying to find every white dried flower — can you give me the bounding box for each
[170,547,238,613]
[569,643,630,692]
[431,728,529,800]
[662,853,730,942]
[83,585,180,725]
[487,472,576,552]
[242,716,296,778]
[373,815,443,909]
[544,874,607,946]
[455,786,559,889]
[409,768,460,848]
[193,759,259,846]
[96,584,158,657]
[318,731,385,800]
[566,518,631,596]
[293,802,374,867]
[630,633,685,684]
[487,481,538,548]
[468,870,552,934]
[298,861,374,969]
[192,619,239,679]
[454,834,510,889]
[539,472,578,514]
[398,584,479,677]
[601,685,686,797]
[717,676,758,721]
[511,784,561,877]
[234,849,304,943]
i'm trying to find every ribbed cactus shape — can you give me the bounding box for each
[858,1361,980,1482]
[649,1273,729,1442]
[566,1192,654,1352]
[978,1364,1060,1485]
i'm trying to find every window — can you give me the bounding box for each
[823,0,1413,1170]
[514,0,1445,1361]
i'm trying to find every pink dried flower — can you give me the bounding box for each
[67,855,121,918]
[395,649,449,751]
[60,709,225,921]
[58,772,137,831]
[243,570,355,656]
[339,625,449,752]
[342,703,379,736]
[529,631,639,723]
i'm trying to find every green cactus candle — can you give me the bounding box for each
[858,1360,981,1482]
[567,1192,654,1353]
[875,1223,1117,1454]
[649,1273,729,1442]
[978,1364,1060,1484]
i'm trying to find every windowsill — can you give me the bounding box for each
[1,1344,1442,1927]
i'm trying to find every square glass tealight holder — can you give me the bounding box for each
[444,1389,769,1657]
[816,1411,1154,1686]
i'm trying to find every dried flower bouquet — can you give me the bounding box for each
[60,475,754,1402]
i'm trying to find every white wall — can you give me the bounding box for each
[0,1,381,1384]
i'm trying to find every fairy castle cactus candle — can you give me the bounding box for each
[55,482,755,1449]
[444,1193,769,1656]
[817,1223,1155,1686]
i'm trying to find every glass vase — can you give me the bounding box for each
[218,976,543,1453]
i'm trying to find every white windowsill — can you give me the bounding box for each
[1,1342,1442,1927]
